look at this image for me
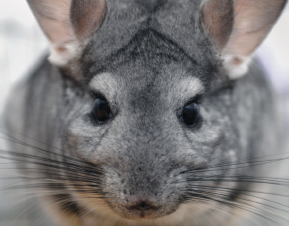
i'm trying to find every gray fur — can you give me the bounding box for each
[4,0,288,226]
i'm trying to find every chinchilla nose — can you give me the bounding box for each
[128,201,159,211]
[126,197,160,218]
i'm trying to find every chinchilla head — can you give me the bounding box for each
[23,0,287,224]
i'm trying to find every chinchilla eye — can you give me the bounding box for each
[92,98,112,122]
[180,102,200,126]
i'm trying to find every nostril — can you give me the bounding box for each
[128,201,159,211]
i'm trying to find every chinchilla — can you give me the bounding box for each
[3,0,289,226]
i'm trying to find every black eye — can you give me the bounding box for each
[92,98,112,122]
[180,102,200,126]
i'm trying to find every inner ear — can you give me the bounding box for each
[202,0,234,49]
[27,0,107,66]
[201,0,287,79]
[70,0,107,41]
[226,0,287,57]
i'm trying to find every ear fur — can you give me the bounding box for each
[202,0,288,79]
[27,0,106,66]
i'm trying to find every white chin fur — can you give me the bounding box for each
[48,42,79,66]
[223,55,251,80]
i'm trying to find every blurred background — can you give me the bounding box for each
[0,1,289,226]
[0,1,50,225]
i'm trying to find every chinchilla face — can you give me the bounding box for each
[18,0,287,225]
[64,28,237,221]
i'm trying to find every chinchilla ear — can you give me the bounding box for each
[27,0,107,66]
[202,0,287,79]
